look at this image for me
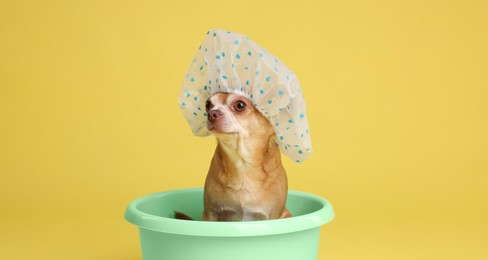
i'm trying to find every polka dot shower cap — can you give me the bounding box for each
[178,28,312,163]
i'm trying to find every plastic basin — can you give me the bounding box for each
[125,188,335,260]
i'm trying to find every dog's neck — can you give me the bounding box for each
[214,132,282,174]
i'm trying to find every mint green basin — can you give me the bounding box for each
[125,188,334,260]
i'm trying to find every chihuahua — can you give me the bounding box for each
[176,92,291,221]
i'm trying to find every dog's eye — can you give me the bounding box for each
[205,100,211,110]
[234,101,246,112]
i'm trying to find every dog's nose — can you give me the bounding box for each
[208,109,222,122]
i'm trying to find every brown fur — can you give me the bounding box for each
[201,93,291,221]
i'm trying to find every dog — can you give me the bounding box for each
[176,92,291,221]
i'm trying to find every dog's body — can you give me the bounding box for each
[176,92,291,221]
[202,93,291,221]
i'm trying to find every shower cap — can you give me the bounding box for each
[178,29,312,163]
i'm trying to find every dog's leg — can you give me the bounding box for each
[280,208,293,218]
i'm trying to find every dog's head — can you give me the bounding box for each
[205,93,273,137]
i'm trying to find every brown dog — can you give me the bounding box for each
[175,92,291,221]
[201,92,291,221]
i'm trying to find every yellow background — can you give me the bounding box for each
[1,0,487,259]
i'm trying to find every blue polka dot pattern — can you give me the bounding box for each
[178,28,312,163]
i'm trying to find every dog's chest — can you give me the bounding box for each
[210,171,275,221]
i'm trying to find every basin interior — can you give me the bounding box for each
[136,189,324,221]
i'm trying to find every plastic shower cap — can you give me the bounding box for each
[178,29,312,163]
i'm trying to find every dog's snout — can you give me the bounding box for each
[208,109,222,122]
